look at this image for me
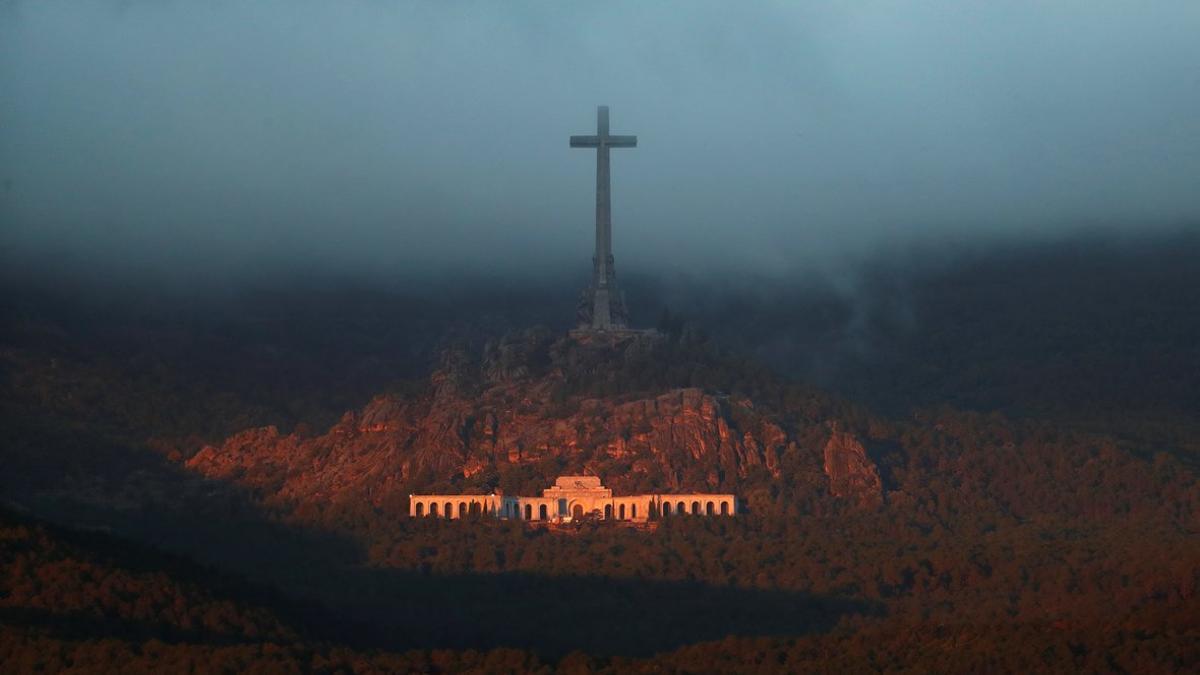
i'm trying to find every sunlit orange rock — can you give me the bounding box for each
[184,333,879,517]
[822,427,884,507]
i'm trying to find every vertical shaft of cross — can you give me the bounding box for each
[570,105,636,330]
[595,106,612,291]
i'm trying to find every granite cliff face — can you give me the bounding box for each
[185,332,881,514]
[822,429,884,508]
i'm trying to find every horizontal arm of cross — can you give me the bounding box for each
[570,135,638,148]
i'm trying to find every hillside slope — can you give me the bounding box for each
[184,331,889,526]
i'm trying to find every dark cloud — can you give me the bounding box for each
[2,1,1198,289]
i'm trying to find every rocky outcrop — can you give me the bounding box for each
[822,428,884,507]
[186,384,791,509]
[184,332,880,515]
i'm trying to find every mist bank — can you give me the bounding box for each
[4,214,1194,302]
[5,229,1199,431]
[5,225,1196,320]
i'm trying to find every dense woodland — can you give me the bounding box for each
[2,232,1199,672]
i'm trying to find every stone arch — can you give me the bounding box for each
[459,502,467,518]
[415,502,424,517]
[572,504,584,520]
[632,504,638,519]
[662,502,671,516]
[721,500,731,515]
[691,501,700,515]
[706,501,714,516]
[429,502,439,517]
[618,504,626,520]
[539,504,548,520]
[604,504,613,519]
[470,501,481,516]
[524,504,533,520]
[445,502,453,518]
[678,501,686,515]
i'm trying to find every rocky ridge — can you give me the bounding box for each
[185,331,883,515]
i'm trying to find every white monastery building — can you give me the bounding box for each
[409,476,736,523]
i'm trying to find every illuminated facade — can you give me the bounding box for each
[409,476,736,523]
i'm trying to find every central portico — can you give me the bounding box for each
[409,476,735,523]
[542,475,612,520]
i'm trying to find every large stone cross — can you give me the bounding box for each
[571,105,637,330]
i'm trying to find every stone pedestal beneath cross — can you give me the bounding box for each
[571,105,637,331]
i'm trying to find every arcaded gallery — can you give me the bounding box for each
[409,476,736,523]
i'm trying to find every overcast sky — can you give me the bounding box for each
[2,1,1198,288]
